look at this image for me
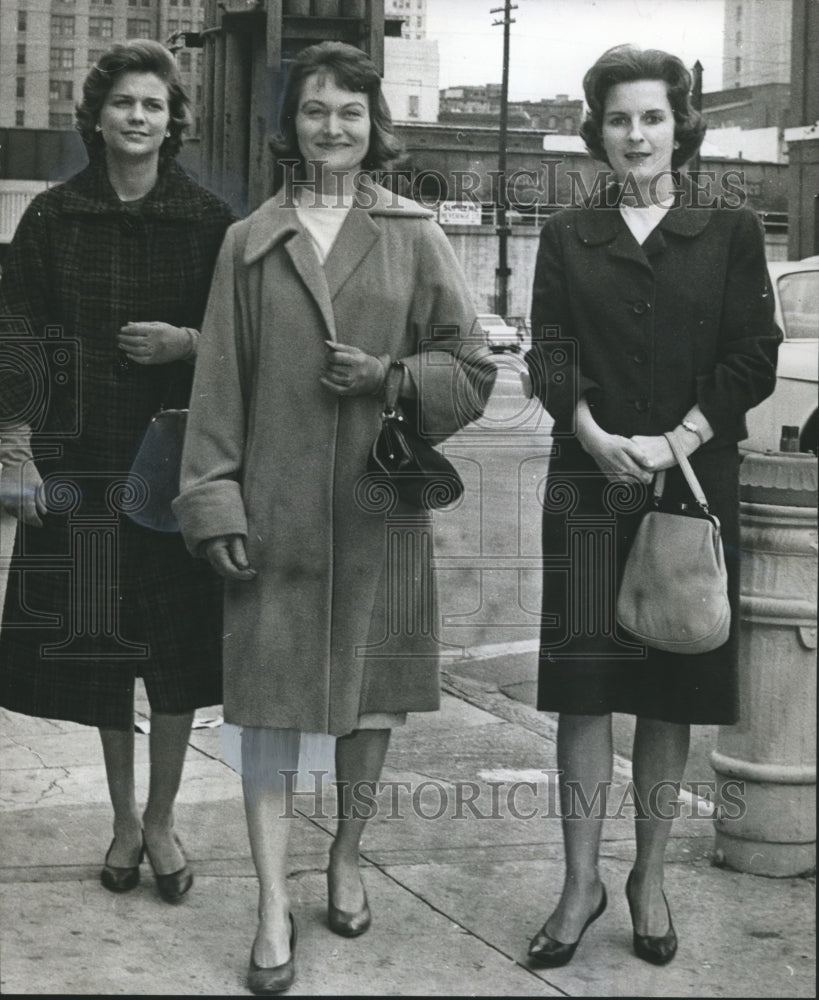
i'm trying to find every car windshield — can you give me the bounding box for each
[776,270,819,340]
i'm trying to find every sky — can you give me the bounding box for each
[425,0,726,101]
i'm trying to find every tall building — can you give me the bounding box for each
[0,0,206,133]
[384,0,425,39]
[723,0,791,88]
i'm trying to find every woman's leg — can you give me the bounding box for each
[329,728,391,913]
[540,712,611,942]
[242,729,300,968]
[629,717,690,935]
[99,726,142,866]
[142,710,195,873]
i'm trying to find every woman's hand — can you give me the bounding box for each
[319,342,388,397]
[575,398,653,484]
[0,461,47,527]
[202,534,257,581]
[117,322,195,365]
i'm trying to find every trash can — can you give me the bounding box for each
[711,442,817,877]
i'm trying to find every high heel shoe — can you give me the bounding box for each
[528,884,607,968]
[625,870,678,965]
[327,870,372,937]
[248,913,296,995]
[144,832,193,903]
[100,836,144,893]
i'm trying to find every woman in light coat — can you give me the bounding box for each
[174,41,494,994]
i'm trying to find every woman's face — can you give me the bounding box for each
[98,71,171,165]
[295,71,371,177]
[601,79,677,191]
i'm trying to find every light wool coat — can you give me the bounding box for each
[174,183,493,735]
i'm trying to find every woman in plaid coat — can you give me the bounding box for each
[0,41,234,901]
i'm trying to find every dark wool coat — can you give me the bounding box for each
[0,157,235,728]
[174,183,494,737]
[525,185,781,724]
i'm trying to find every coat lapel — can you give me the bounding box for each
[284,230,339,340]
[322,208,380,302]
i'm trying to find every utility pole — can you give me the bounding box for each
[691,60,703,178]
[491,1,516,318]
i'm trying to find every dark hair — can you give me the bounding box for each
[75,39,190,162]
[579,44,706,169]
[271,41,403,176]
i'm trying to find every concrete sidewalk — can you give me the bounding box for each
[0,650,815,997]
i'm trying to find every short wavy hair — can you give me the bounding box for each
[75,39,190,162]
[271,41,403,180]
[579,44,706,169]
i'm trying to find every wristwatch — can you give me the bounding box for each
[681,419,705,445]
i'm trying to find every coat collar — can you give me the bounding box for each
[242,182,433,340]
[58,156,210,220]
[574,173,713,250]
[242,181,433,265]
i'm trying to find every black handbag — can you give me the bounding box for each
[125,407,188,532]
[367,361,464,510]
[616,433,730,654]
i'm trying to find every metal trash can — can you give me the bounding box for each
[711,442,817,876]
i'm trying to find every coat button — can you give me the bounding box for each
[630,300,649,314]
[632,398,650,413]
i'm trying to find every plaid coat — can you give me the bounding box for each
[0,156,235,728]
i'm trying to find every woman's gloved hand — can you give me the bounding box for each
[320,342,389,397]
[117,322,197,365]
[202,534,257,581]
[0,426,47,527]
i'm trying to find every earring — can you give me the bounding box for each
[165,130,171,138]
[94,124,102,132]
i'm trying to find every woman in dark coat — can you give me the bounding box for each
[524,45,780,969]
[0,41,234,901]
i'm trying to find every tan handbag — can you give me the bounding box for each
[616,433,730,654]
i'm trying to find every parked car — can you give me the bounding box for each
[743,257,819,454]
[478,313,523,353]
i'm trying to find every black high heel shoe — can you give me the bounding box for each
[528,884,607,968]
[248,913,296,995]
[625,870,678,965]
[327,870,372,937]
[100,836,145,893]
[145,833,193,903]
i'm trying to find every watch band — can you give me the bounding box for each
[681,419,705,445]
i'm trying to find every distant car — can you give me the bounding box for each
[743,257,819,454]
[477,313,523,353]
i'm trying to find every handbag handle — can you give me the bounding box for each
[653,432,711,512]
[383,360,406,415]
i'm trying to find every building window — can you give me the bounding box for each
[89,16,114,37]
[49,112,75,128]
[735,56,741,73]
[88,48,106,64]
[17,43,26,64]
[564,115,574,131]
[128,0,138,5]
[408,94,420,118]
[127,18,152,37]
[52,15,76,37]
[16,110,25,126]
[18,10,27,31]
[16,77,26,99]
[179,51,192,71]
[51,48,76,70]
[50,79,75,101]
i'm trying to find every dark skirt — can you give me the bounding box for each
[537,438,740,725]
[0,508,222,730]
